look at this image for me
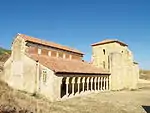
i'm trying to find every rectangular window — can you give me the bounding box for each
[65,54,70,59]
[42,49,48,55]
[38,48,41,54]
[59,52,63,58]
[51,51,57,57]
[42,69,47,83]
[72,55,82,60]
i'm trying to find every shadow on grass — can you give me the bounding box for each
[142,106,150,113]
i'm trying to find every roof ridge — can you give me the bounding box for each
[18,33,84,55]
[91,38,128,46]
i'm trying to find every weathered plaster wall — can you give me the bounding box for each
[92,42,139,90]
[92,42,132,70]
[34,64,62,102]
[22,55,37,93]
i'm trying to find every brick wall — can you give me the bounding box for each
[26,42,83,61]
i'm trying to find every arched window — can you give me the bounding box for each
[103,49,106,55]
[42,69,47,83]
[103,61,105,69]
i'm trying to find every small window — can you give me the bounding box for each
[59,52,63,58]
[66,54,70,59]
[63,54,66,59]
[108,56,110,69]
[48,51,51,56]
[103,61,105,69]
[103,49,105,55]
[51,51,57,57]
[69,55,72,60]
[56,52,59,57]
[38,48,41,54]
[42,69,47,83]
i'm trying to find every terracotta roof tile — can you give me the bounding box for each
[91,39,128,46]
[18,34,84,55]
[27,54,109,75]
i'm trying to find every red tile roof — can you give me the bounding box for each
[18,34,84,55]
[91,39,128,46]
[27,54,109,75]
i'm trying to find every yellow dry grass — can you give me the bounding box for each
[0,79,150,113]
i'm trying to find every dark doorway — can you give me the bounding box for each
[142,106,150,113]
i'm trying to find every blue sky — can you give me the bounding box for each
[0,0,150,69]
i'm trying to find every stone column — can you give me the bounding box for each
[91,77,94,91]
[101,77,103,91]
[106,76,109,90]
[71,77,75,95]
[103,77,106,90]
[82,77,85,92]
[94,77,97,91]
[98,77,100,91]
[86,77,90,91]
[66,77,70,96]
[108,76,110,90]
[77,77,81,94]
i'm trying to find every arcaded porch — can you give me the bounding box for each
[60,75,110,99]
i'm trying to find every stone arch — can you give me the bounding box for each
[80,77,83,93]
[74,77,78,94]
[84,77,88,91]
[95,77,98,90]
[68,77,73,95]
[61,77,66,98]
[89,77,92,90]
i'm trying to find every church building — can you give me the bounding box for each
[2,34,139,102]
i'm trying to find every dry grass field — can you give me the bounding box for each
[140,70,150,80]
[0,78,150,113]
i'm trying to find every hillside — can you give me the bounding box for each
[0,47,11,71]
[0,79,55,113]
[0,47,11,56]
[140,70,150,80]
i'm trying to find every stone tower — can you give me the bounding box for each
[91,39,139,90]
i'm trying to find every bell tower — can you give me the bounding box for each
[91,39,139,90]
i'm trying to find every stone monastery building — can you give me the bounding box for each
[2,33,139,102]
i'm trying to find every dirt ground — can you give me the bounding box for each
[0,79,150,113]
[48,83,150,113]
[31,80,150,113]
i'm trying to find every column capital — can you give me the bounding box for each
[94,77,98,82]
[72,77,76,84]
[91,77,94,82]
[66,77,70,84]
[86,77,90,83]
[77,77,81,83]
[82,77,85,83]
